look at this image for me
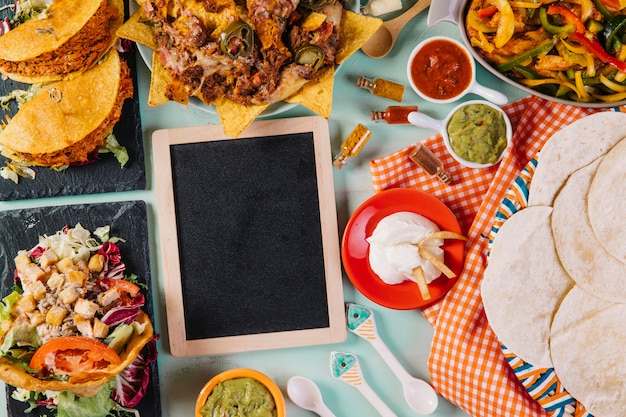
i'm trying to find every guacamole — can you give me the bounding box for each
[446,103,507,165]
[200,377,277,417]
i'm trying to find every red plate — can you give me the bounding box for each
[341,188,465,309]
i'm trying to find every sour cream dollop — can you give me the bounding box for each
[366,211,444,285]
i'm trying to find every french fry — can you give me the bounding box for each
[417,230,467,246]
[411,267,431,301]
[418,246,457,279]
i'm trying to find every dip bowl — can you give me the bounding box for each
[407,99,512,169]
[427,0,626,108]
[407,36,508,105]
[195,368,286,417]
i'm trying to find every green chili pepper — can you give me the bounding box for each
[600,15,626,54]
[594,0,614,21]
[294,44,325,70]
[538,7,575,35]
[496,38,557,72]
[219,21,254,59]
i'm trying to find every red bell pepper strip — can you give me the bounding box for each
[547,5,586,34]
[477,5,498,18]
[570,32,626,73]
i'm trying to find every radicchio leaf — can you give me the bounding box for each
[113,335,159,408]
[98,241,126,279]
[101,293,145,326]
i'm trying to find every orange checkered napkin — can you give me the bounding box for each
[369,95,619,417]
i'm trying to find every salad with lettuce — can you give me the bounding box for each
[0,224,158,417]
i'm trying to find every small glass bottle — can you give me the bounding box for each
[371,105,418,124]
[356,76,405,102]
[408,142,452,184]
[333,123,373,169]
[360,0,402,16]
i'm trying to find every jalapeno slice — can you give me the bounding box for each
[294,44,325,70]
[220,21,254,59]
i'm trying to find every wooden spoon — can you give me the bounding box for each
[360,0,432,59]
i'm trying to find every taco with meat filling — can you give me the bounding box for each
[0,49,133,169]
[0,0,124,83]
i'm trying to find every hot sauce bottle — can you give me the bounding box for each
[333,123,373,169]
[371,106,418,124]
[356,76,405,102]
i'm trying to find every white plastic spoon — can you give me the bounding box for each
[287,375,338,417]
[330,351,398,417]
[346,303,439,414]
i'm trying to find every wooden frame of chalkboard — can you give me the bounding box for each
[152,116,346,356]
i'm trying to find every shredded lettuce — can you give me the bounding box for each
[56,380,117,417]
[99,134,129,168]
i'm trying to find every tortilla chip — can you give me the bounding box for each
[0,312,154,398]
[285,66,335,119]
[335,10,383,64]
[216,98,268,137]
[116,9,159,49]
[148,53,189,107]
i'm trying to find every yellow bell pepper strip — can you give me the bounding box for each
[496,37,558,72]
[570,31,626,73]
[599,72,626,91]
[574,70,592,100]
[560,38,597,75]
[548,5,587,34]
[591,90,626,101]
[509,1,541,8]
[519,77,585,98]
[467,9,498,33]
[493,0,515,48]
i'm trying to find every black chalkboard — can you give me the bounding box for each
[152,117,345,356]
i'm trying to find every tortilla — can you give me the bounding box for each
[550,285,626,417]
[587,137,626,263]
[551,158,626,302]
[0,0,125,84]
[0,50,122,156]
[527,112,626,207]
[0,311,153,398]
[482,206,572,368]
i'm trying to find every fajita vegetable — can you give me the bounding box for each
[0,223,157,416]
[465,0,626,103]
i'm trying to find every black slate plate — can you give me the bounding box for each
[0,200,161,417]
[0,0,146,201]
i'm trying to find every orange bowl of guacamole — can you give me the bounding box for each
[195,368,285,417]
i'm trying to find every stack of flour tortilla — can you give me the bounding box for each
[481,112,626,417]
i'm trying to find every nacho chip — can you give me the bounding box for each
[216,98,269,137]
[336,10,383,64]
[116,9,159,50]
[148,53,190,107]
[285,66,335,119]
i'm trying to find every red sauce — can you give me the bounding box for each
[409,39,472,100]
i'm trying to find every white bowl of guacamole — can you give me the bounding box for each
[408,100,512,169]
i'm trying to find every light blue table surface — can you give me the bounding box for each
[0,4,528,417]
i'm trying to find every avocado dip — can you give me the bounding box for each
[200,377,277,417]
[446,103,507,165]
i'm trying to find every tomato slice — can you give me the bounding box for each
[100,278,141,298]
[29,336,122,376]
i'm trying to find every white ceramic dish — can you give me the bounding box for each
[427,0,626,108]
[407,99,512,169]
[406,35,508,105]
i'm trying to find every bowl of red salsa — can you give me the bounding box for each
[407,36,508,105]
